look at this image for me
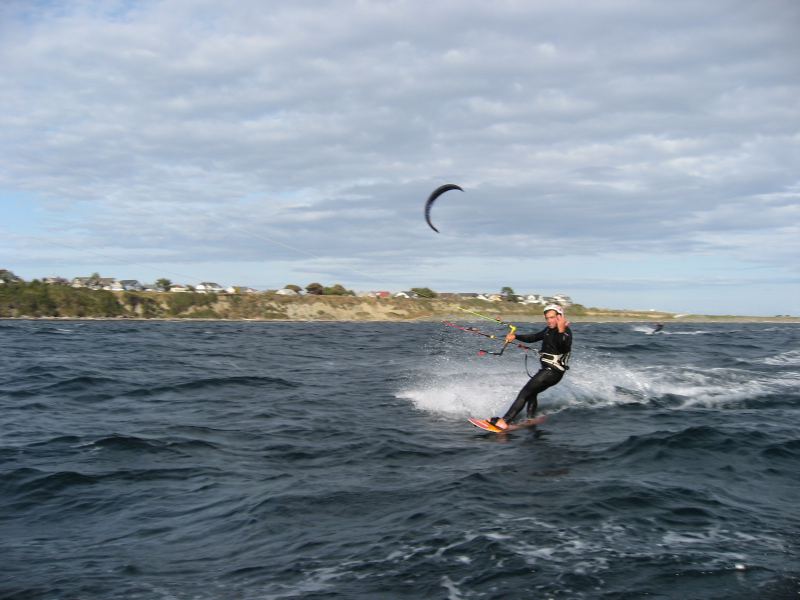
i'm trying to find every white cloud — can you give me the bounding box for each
[1,0,798,314]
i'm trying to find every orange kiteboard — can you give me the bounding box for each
[468,415,547,433]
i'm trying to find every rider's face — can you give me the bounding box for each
[544,310,560,327]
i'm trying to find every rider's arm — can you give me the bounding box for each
[514,328,547,344]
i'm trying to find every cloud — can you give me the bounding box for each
[1,0,798,313]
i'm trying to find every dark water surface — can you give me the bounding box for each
[1,320,798,599]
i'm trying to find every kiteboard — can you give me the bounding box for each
[468,415,547,433]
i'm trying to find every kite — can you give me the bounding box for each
[424,184,463,233]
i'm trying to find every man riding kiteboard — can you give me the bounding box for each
[487,304,572,430]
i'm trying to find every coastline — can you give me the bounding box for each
[3,315,798,324]
[1,286,796,323]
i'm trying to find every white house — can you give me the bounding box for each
[196,282,225,294]
[275,288,299,296]
[43,277,69,285]
[521,294,546,305]
[169,284,192,293]
[552,294,573,306]
[72,276,115,290]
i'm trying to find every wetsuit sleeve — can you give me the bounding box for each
[515,328,547,343]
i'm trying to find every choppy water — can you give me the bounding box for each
[1,319,799,599]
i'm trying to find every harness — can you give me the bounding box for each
[539,351,570,372]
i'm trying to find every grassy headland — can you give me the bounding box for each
[0,281,796,322]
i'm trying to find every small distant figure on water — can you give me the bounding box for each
[487,304,572,430]
[652,323,664,334]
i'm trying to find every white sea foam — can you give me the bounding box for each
[398,341,797,417]
[630,325,713,336]
[631,325,657,334]
[760,349,800,366]
[663,330,713,335]
[396,353,525,417]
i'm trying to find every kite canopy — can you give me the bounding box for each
[424,184,463,232]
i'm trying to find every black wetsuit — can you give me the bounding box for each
[501,326,572,422]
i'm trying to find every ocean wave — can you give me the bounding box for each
[71,434,224,459]
[3,320,797,600]
[32,327,76,335]
[124,375,301,397]
[25,435,82,447]
[2,467,99,500]
[761,438,800,459]
[20,374,120,394]
[760,349,800,366]
[601,426,771,461]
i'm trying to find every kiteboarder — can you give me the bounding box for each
[652,323,664,334]
[488,304,572,430]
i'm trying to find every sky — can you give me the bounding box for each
[1,0,798,316]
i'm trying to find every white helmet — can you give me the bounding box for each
[543,303,564,316]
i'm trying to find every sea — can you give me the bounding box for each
[1,319,798,600]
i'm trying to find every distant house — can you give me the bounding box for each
[521,294,546,305]
[227,286,258,294]
[169,284,192,293]
[71,277,92,288]
[196,282,224,294]
[42,276,69,285]
[118,280,143,291]
[0,269,23,284]
[71,276,115,290]
[458,292,496,302]
[371,291,391,299]
[394,291,411,299]
[552,294,573,306]
[275,288,299,296]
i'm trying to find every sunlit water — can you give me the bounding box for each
[2,320,799,599]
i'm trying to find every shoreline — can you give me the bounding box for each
[3,315,799,324]
[2,286,796,322]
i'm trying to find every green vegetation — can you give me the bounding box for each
[303,282,354,296]
[305,282,324,295]
[0,281,123,318]
[1,279,791,322]
[166,292,217,316]
[501,286,520,302]
[411,287,437,298]
[323,283,354,296]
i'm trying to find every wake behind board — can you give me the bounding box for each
[468,415,547,433]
